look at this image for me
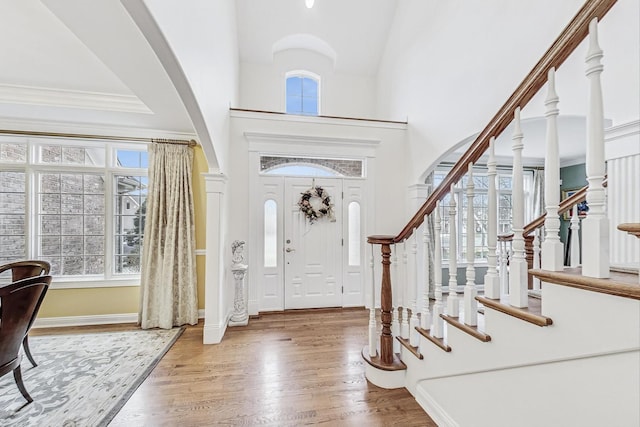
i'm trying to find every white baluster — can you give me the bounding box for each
[421,215,432,330]
[447,184,460,317]
[369,244,377,357]
[499,240,509,296]
[542,67,565,271]
[532,230,541,290]
[570,205,581,268]
[431,202,444,338]
[509,107,528,308]
[401,241,410,339]
[484,137,501,299]
[391,243,400,353]
[464,163,478,326]
[582,18,610,278]
[409,230,420,346]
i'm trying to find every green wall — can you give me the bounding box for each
[559,164,587,259]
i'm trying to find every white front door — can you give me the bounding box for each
[284,178,343,309]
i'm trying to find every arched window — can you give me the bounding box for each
[285,71,320,116]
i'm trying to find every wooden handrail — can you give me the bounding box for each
[393,0,617,243]
[521,177,606,237]
[365,0,619,372]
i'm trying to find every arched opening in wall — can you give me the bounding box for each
[285,70,320,116]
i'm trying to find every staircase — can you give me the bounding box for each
[362,1,640,426]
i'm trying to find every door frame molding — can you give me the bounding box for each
[247,131,379,314]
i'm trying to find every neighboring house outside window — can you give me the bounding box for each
[0,137,147,286]
[285,70,320,116]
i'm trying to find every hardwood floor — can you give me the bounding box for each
[34,308,436,426]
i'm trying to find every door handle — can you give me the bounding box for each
[285,248,295,253]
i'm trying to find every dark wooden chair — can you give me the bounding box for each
[0,260,51,367]
[0,275,52,403]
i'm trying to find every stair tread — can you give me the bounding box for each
[415,327,451,352]
[476,295,553,326]
[361,346,407,371]
[440,313,491,342]
[530,267,639,300]
[396,336,424,359]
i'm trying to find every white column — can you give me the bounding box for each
[582,18,610,279]
[369,244,377,357]
[203,173,228,344]
[484,137,501,299]
[391,244,400,353]
[464,164,478,326]
[509,107,529,308]
[532,231,541,290]
[421,214,432,330]
[570,206,581,268]
[431,202,444,338]
[542,67,565,271]
[401,241,410,339]
[447,184,460,317]
[409,230,420,346]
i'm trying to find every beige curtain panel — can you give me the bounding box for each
[139,143,198,329]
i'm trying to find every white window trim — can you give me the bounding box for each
[0,137,148,289]
[435,168,533,267]
[284,69,321,116]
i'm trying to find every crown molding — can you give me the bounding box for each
[0,83,152,114]
[605,119,640,142]
[0,116,197,141]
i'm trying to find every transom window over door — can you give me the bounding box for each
[285,71,320,116]
[260,156,364,177]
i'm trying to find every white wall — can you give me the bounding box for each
[376,0,640,183]
[417,350,639,427]
[227,111,408,313]
[141,0,240,173]
[410,282,640,426]
[239,49,377,119]
[606,120,640,267]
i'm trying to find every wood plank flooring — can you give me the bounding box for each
[33,308,436,426]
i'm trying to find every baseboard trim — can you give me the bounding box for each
[33,309,205,329]
[415,384,460,427]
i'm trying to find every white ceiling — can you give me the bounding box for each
[0,0,635,168]
[235,0,398,75]
[0,0,194,136]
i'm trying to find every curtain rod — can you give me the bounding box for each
[0,129,197,146]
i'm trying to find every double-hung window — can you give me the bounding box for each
[434,168,532,264]
[0,136,148,286]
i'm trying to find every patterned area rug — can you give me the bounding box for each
[0,327,183,427]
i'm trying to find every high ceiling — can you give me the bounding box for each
[0,0,194,136]
[0,0,636,170]
[0,0,399,136]
[235,0,398,75]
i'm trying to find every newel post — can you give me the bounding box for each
[368,235,396,365]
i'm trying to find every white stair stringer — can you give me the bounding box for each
[400,283,640,426]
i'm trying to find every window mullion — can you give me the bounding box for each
[105,171,114,280]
